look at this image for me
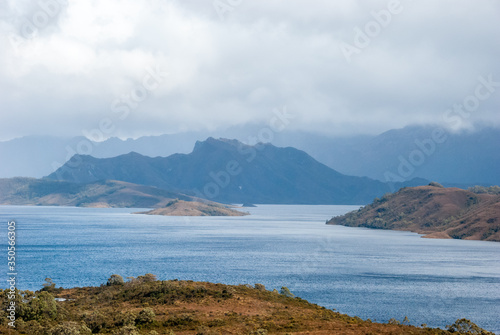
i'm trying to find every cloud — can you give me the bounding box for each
[0,0,499,140]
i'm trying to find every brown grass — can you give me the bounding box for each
[328,185,500,241]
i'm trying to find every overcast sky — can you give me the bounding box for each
[0,0,499,141]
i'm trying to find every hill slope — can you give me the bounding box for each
[327,185,500,241]
[1,277,482,334]
[47,138,426,204]
[0,177,193,208]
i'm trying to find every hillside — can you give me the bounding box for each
[327,184,500,241]
[47,138,426,204]
[0,177,193,208]
[1,276,488,334]
[136,199,248,216]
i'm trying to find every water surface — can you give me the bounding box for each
[1,205,499,332]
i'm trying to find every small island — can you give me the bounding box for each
[135,199,249,217]
[327,184,500,241]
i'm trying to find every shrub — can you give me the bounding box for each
[50,321,92,335]
[84,310,106,332]
[254,283,266,291]
[42,277,57,292]
[18,320,44,335]
[121,311,138,326]
[249,329,268,335]
[429,181,444,188]
[447,318,494,334]
[136,308,156,324]
[113,325,140,335]
[27,291,58,321]
[107,274,125,286]
[280,287,294,298]
[137,273,157,283]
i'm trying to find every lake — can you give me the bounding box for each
[1,205,499,333]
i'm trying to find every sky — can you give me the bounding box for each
[0,0,499,141]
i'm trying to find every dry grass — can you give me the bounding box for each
[328,185,500,241]
[1,279,455,334]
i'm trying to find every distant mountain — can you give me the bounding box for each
[47,138,425,204]
[0,177,193,208]
[2,125,499,186]
[0,134,202,178]
[278,126,500,186]
[327,184,500,241]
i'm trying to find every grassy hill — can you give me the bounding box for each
[2,275,492,334]
[327,184,500,241]
[0,177,194,208]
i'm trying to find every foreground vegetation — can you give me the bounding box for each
[0,275,494,334]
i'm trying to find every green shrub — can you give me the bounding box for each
[50,321,92,335]
[83,310,106,332]
[447,318,494,334]
[254,283,266,291]
[42,278,57,292]
[136,307,156,324]
[107,274,125,286]
[279,287,294,298]
[137,273,157,283]
[121,311,138,326]
[113,325,140,335]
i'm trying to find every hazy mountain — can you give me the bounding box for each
[47,138,425,204]
[0,134,203,178]
[3,125,498,186]
[286,126,500,186]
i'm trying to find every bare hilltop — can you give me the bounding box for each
[327,184,500,242]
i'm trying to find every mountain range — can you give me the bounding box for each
[46,138,425,205]
[1,125,499,186]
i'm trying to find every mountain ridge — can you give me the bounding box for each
[47,138,427,205]
[2,125,498,186]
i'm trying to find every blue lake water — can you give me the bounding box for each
[1,205,499,333]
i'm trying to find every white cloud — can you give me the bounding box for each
[0,0,499,140]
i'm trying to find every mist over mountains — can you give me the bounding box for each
[1,125,499,187]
